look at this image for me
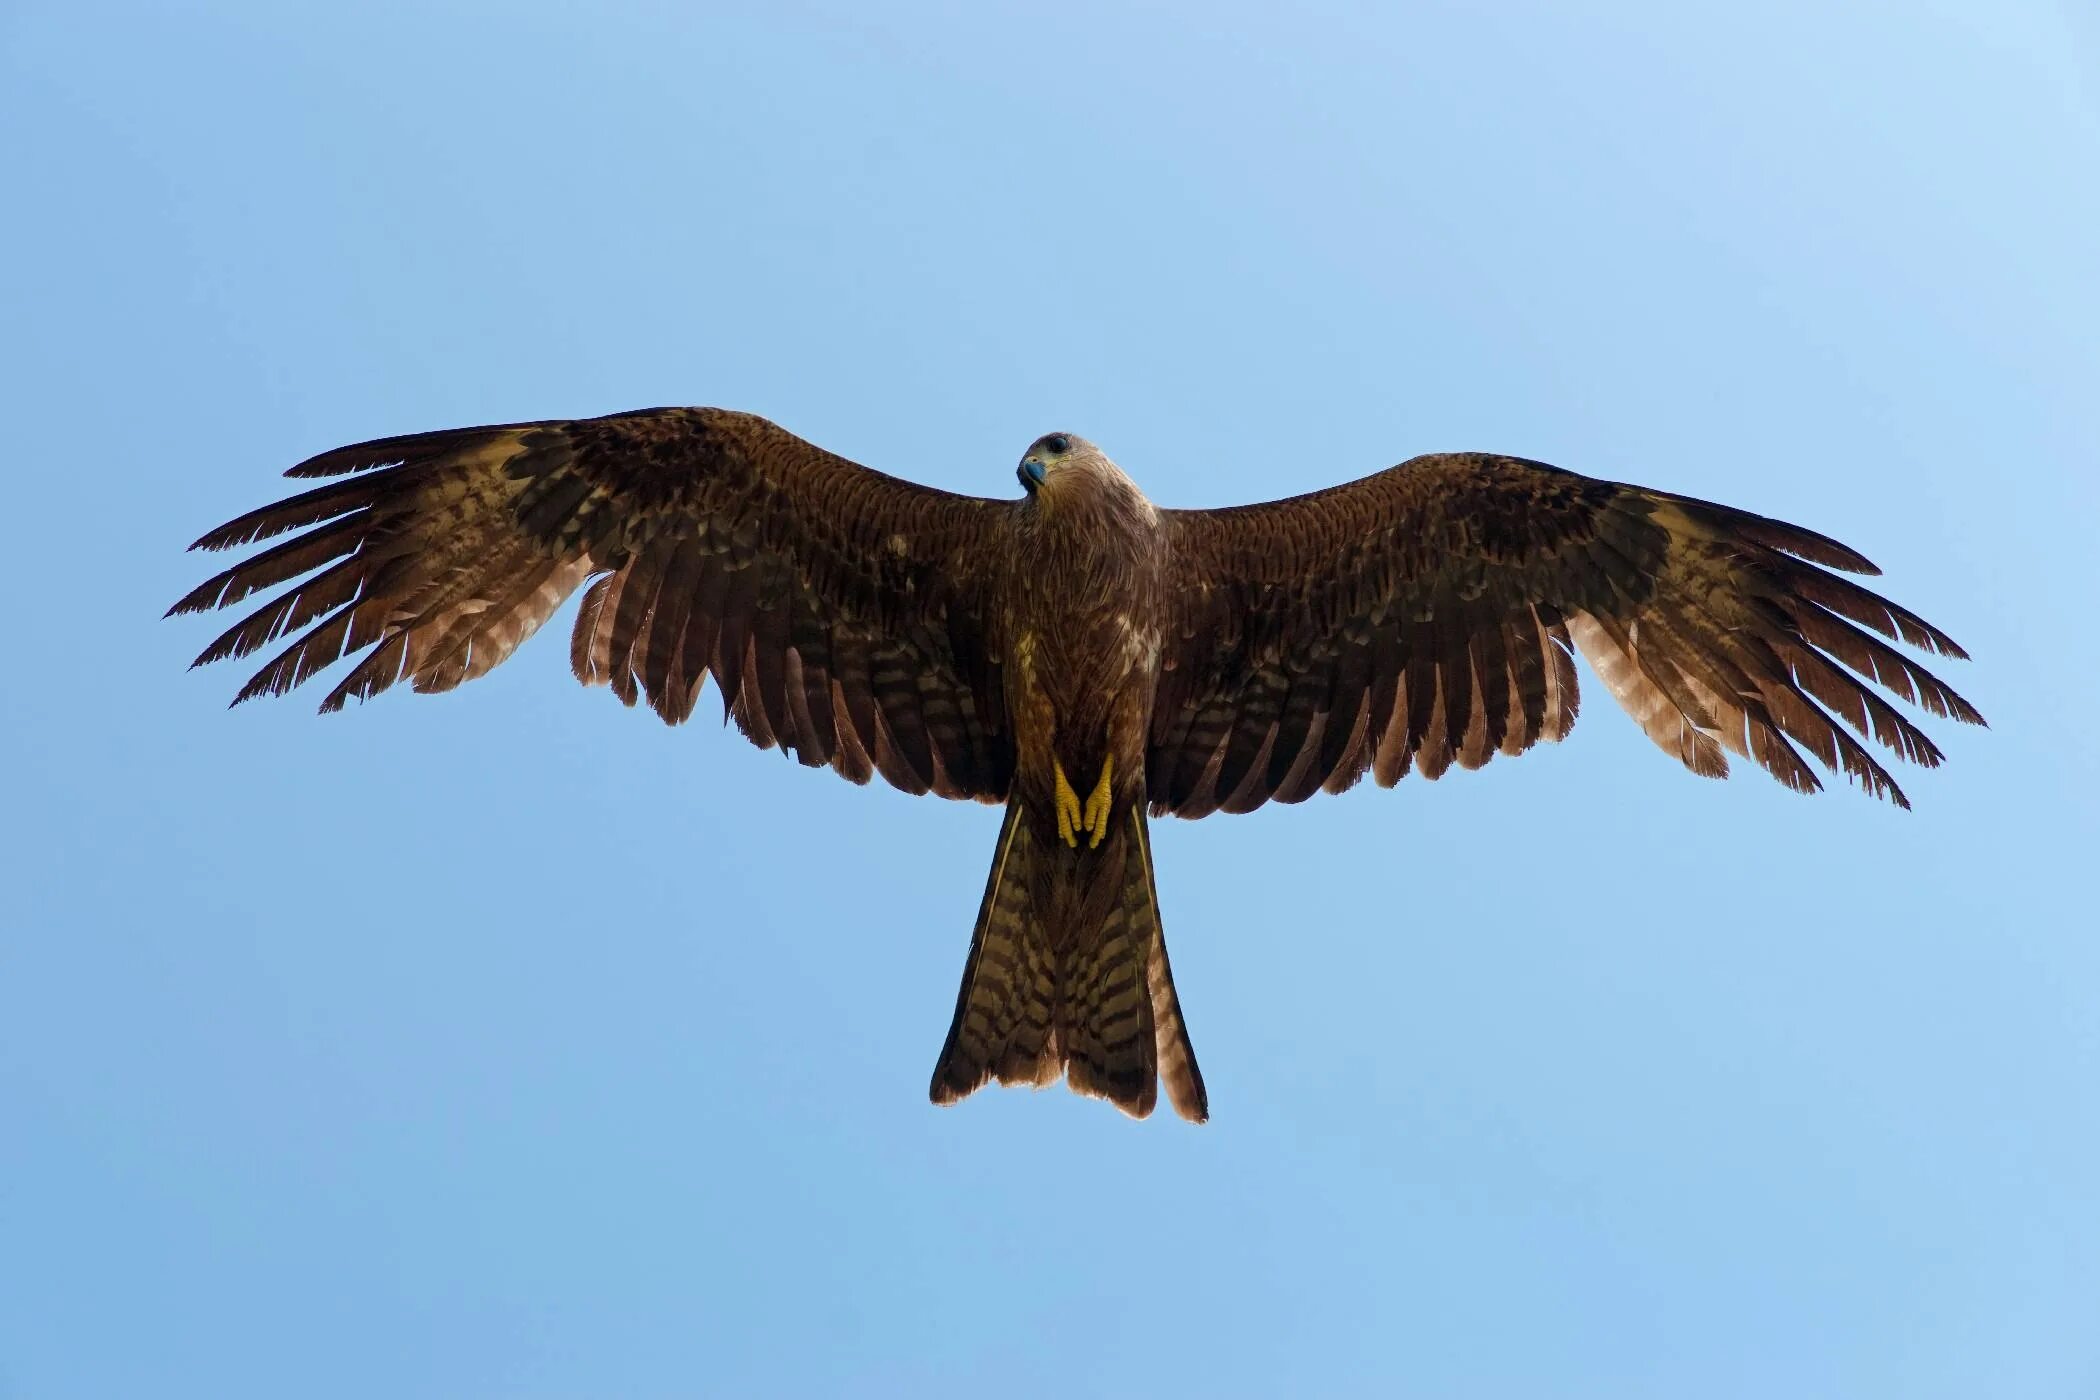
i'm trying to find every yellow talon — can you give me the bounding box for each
[1082,756,1114,849]
[1053,761,1084,848]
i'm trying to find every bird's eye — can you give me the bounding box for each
[1043,434,1071,456]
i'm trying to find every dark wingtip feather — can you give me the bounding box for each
[1750,522,1881,574]
[284,426,473,479]
[284,422,548,479]
[286,450,397,480]
[187,478,388,552]
[1675,495,1884,574]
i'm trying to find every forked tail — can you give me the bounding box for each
[929,799,1207,1121]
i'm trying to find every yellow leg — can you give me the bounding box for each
[1081,755,1114,849]
[1051,756,1116,849]
[1053,760,1084,848]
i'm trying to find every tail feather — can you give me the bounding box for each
[1058,846,1160,1115]
[1134,814,1209,1123]
[929,800,1207,1122]
[929,802,1059,1102]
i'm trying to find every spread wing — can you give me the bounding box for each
[172,407,1016,799]
[1150,452,1983,817]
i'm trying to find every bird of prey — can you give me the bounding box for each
[171,408,1983,1122]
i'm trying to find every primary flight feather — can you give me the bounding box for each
[172,407,1984,1121]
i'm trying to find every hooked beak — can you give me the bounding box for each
[1018,458,1046,492]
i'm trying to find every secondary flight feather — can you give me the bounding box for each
[172,407,1984,1121]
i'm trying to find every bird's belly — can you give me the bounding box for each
[1010,614,1159,778]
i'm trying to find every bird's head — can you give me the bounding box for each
[1016,431,1096,499]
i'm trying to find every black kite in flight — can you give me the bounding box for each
[172,409,1984,1121]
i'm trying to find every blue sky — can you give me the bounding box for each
[4,2,2097,1395]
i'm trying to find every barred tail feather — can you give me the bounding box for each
[929,801,1059,1104]
[1135,810,1208,1123]
[929,802,1207,1123]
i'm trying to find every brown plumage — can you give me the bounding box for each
[171,407,1984,1122]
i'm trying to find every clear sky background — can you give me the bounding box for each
[3,2,2097,1396]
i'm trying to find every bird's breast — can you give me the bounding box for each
[1003,499,1166,727]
